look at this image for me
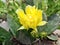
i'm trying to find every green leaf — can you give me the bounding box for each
[47,35,58,40]
[7,14,20,36]
[42,0,48,11]
[0,27,11,42]
[0,8,7,13]
[43,14,60,34]
[25,0,33,5]
[37,14,60,35]
[0,0,6,8]
[45,0,60,16]
[7,1,21,36]
[16,30,35,45]
[33,0,40,8]
[43,13,47,21]
[4,40,14,45]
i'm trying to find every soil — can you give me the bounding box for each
[32,39,56,45]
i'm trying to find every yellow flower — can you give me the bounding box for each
[16,5,47,30]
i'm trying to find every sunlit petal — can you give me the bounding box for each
[38,21,47,26]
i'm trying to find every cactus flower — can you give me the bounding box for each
[16,5,47,30]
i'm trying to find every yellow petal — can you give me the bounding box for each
[17,26,25,30]
[16,5,47,30]
[16,8,29,29]
[25,5,32,14]
[31,6,36,15]
[25,5,36,15]
[37,10,43,21]
[38,21,47,26]
[16,8,25,18]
